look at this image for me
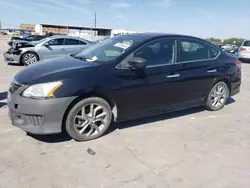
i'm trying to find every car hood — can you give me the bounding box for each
[13,40,36,49]
[14,56,101,85]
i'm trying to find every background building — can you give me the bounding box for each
[20,23,36,31]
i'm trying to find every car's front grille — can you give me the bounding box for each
[9,82,22,94]
[27,115,43,127]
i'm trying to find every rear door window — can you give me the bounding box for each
[243,41,250,46]
[48,38,65,46]
[209,47,220,58]
[79,40,87,45]
[65,39,80,45]
[179,40,209,62]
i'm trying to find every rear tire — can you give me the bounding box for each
[205,82,229,111]
[21,52,38,66]
[65,97,112,141]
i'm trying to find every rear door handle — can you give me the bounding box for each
[167,74,180,78]
[207,69,217,73]
[61,48,66,51]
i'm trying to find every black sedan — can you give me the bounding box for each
[8,33,241,141]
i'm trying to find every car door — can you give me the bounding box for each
[174,38,220,104]
[112,38,185,118]
[64,38,84,55]
[37,38,66,59]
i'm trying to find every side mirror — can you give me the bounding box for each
[129,57,146,69]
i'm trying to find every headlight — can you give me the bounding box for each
[22,81,62,99]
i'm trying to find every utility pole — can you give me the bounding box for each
[0,20,2,29]
[94,13,97,28]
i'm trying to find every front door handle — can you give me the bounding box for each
[207,69,217,73]
[61,48,66,51]
[167,74,180,78]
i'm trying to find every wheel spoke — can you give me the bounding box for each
[94,118,105,125]
[89,104,94,117]
[211,92,216,98]
[79,122,90,134]
[212,100,217,106]
[86,128,95,137]
[216,100,221,107]
[74,120,88,128]
[93,106,103,117]
[81,106,86,116]
[96,112,107,119]
[75,115,87,120]
[92,123,100,133]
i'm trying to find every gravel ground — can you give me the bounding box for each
[0,35,250,188]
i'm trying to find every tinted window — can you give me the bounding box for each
[65,39,80,45]
[243,41,250,46]
[209,47,219,58]
[179,40,209,62]
[48,38,64,46]
[79,40,87,45]
[35,36,45,40]
[25,36,34,41]
[134,39,175,66]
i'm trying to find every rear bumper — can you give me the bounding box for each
[238,52,250,59]
[8,91,76,135]
[230,82,241,96]
[230,71,241,97]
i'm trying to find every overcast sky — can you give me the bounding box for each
[0,0,250,39]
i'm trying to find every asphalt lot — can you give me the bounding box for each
[1,35,250,188]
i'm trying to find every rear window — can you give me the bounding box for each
[243,41,250,46]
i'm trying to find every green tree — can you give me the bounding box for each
[223,38,245,46]
[205,38,223,45]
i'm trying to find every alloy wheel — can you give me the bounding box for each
[73,103,108,137]
[210,84,227,108]
[24,53,37,65]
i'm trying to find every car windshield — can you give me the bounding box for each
[37,37,50,44]
[73,36,144,63]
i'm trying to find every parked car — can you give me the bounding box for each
[8,33,241,141]
[93,37,111,44]
[225,45,239,55]
[4,35,92,66]
[238,40,250,62]
[8,35,47,46]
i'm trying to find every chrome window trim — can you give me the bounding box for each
[176,38,221,65]
[173,51,221,65]
[116,37,221,70]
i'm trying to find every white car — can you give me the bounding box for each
[238,40,250,62]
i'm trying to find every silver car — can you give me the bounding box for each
[4,35,92,66]
[238,40,250,62]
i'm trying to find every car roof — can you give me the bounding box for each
[121,33,206,41]
[46,35,92,43]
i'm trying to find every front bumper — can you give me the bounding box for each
[4,51,20,64]
[8,89,76,135]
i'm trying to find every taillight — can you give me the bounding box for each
[235,61,242,71]
[240,47,247,51]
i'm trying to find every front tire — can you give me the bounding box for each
[205,82,229,111]
[21,52,38,66]
[65,97,112,141]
